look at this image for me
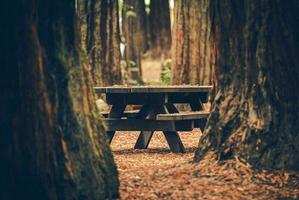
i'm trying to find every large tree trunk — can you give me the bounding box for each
[0,0,119,199]
[172,0,215,85]
[100,0,122,86]
[79,0,122,86]
[195,0,299,170]
[148,0,171,58]
[122,0,147,84]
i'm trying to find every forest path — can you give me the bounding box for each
[111,131,299,199]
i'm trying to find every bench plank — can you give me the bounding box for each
[101,110,139,118]
[103,119,194,131]
[156,111,210,121]
[94,85,213,94]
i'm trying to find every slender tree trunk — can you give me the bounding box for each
[0,0,119,199]
[195,0,299,170]
[148,0,171,58]
[172,0,215,85]
[122,0,147,84]
[79,0,122,86]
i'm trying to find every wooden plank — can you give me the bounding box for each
[101,110,139,118]
[156,111,210,121]
[168,93,209,104]
[94,85,213,94]
[106,87,130,93]
[103,119,194,131]
[105,93,209,105]
[94,87,107,93]
[106,93,166,105]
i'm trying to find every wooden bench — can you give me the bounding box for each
[95,85,213,153]
[156,111,210,121]
[103,111,210,132]
[101,110,139,118]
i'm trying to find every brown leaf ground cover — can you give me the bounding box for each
[111,130,299,199]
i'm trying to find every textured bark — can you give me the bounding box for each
[148,0,171,58]
[122,0,147,84]
[195,0,299,170]
[172,0,215,85]
[100,0,122,86]
[0,0,119,199]
[79,0,122,86]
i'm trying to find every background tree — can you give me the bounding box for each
[0,0,119,199]
[148,0,172,58]
[79,0,122,86]
[122,0,148,84]
[195,0,299,170]
[172,0,215,85]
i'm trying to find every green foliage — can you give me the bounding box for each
[160,59,172,85]
[126,10,137,18]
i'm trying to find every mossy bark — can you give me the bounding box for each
[172,0,215,85]
[0,0,119,199]
[195,0,299,170]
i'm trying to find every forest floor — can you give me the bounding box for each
[111,130,299,200]
[110,58,299,199]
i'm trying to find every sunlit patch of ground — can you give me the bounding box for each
[141,57,162,84]
[111,130,299,199]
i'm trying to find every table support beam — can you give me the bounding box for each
[107,104,126,144]
[134,107,155,149]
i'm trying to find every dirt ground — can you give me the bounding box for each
[111,130,299,200]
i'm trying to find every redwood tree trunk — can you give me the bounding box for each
[0,0,119,199]
[122,0,147,84]
[148,0,171,58]
[172,0,215,85]
[100,0,122,86]
[195,0,299,170]
[79,0,122,86]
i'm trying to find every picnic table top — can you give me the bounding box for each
[94,85,213,94]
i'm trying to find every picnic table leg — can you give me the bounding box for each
[190,99,204,111]
[165,103,179,113]
[161,105,185,153]
[134,105,154,149]
[190,99,207,131]
[134,130,154,149]
[107,104,126,144]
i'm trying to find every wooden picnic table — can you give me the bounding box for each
[94,85,213,153]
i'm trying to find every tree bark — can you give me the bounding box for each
[172,0,215,85]
[148,0,172,58]
[122,0,147,84]
[79,0,122,86]
[100,0,123,86]
[0,0,119,199]
[195,0,299,170]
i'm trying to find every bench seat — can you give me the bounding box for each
[156,111,210,121]
[103,119,195,132]
[101,110,139,118]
